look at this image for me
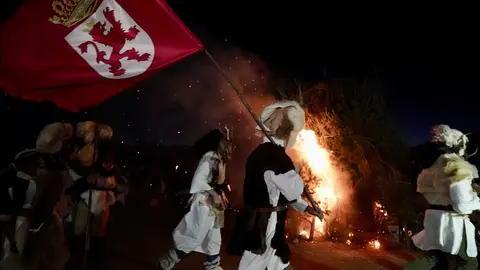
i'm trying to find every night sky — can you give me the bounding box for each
[1,1,479,153]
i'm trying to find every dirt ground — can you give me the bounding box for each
[67,190,416,270]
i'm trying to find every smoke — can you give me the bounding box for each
[141,45,278,205]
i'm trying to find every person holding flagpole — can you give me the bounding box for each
[227,100,324,270]
[157,127,234,270]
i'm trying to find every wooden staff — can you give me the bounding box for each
[83,128,99,269]
[204,50,323,214]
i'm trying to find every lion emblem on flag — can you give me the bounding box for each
[65,0,155,79]
[79,7,150,76]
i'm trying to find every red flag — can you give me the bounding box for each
[0,0,204,111]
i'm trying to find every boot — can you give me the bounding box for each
[204,256,223,270]
[157,249,181,270]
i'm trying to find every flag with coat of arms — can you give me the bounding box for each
[0,0,204,111]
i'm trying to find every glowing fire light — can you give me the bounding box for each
[299,230,309,238]
[373,201,390,224]
[368,239,381,250]
[293,129,341,235]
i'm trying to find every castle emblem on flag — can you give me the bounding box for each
[64,0,155,79]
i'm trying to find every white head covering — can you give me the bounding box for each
[431,125,468,156]
[35,123,73,154]
[256,100,305,150]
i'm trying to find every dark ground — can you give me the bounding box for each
[66,187,416,270]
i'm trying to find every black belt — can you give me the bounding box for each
[245,205,290,213]
[428,205,454,211]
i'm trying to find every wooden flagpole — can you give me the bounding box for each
[204,50,274,143]
[204,50,322,214]
[83,129,99,269]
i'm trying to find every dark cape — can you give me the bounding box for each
[227,142,295,263]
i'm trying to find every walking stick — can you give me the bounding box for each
[204,50,322,213]
[83,128,99,269]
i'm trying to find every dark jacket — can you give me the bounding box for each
[227,142,295,263]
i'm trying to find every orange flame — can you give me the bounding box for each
[293,129,341,235]
[373,201,389,219]
[299,230,309,238]
[368,239,381,250]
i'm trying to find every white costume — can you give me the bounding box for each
[405,125,480,270]
[172,151,223,255]
[413,153,480,257]
[159,131,232,270]
[80,175,116,215]
[73,173,117,237]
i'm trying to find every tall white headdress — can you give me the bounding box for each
[256,100,305,150]
[431,124,468,148]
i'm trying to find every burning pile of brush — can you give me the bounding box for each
[286,127,400,250]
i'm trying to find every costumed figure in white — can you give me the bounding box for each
[226,100,324,270]
[0,122,73,269]
[404,125,480,270]
[157,127,234,270]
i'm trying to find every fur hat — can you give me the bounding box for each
[75,121,113,167]
[76,121,113,142]
[431,125,468,155]
[256,100,305,150]
[36,123,73,154]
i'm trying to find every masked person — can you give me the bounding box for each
[62,122,126,260]
[227,100,324,270]
[157,127,234,270]
[1,122,73,265]
[404,125,480,270]
[70,144,121,259]
[0,124,72,270]
[35,122,76,217]
[0,162,37,259]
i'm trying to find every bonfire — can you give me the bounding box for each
[287,112,386,250]
[291,128,351,239]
